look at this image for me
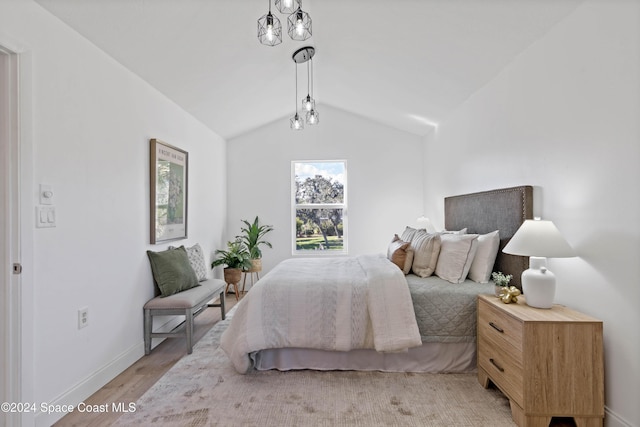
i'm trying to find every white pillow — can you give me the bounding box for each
[468,231,500,283]
[441,228,468,235]
[435,234,479,284]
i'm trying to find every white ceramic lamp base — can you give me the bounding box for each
[522,257,556,309]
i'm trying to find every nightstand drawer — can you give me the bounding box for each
[478,297,523,351]
[478,344,523,405]
[478,323,522,366]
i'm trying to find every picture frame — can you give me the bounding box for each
[150,139,188,244]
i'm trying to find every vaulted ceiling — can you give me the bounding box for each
[35,0,584,140]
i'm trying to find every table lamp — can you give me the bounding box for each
[502,218,574,308]
[416,216,436,233]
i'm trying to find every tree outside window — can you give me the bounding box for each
[292,161,347,254]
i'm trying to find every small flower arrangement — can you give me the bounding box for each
[491,271,512,287]
[492,271,513,297]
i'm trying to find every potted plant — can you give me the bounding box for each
[237,216,274,272]
[211,240,253,286]
[491,271,513,297]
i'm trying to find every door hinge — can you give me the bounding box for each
[12,263,22,274]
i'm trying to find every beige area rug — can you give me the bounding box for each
[115,308,515,426]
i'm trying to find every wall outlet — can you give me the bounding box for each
[78,307,89,329]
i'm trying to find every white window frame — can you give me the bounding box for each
[291,160,348,255]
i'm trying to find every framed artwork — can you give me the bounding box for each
[150,139,188,244]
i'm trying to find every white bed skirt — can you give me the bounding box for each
[252,342,477,373]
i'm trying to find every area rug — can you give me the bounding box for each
[115,307,515,426]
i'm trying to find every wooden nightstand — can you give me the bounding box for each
[477,294,604,427]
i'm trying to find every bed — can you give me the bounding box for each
[221,186,533,374]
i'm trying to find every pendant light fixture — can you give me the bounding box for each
[302,58,315,113]
[257,0,282,47]
[306,107,319,125]
[305,57,319,125]
[290,59,304,130]
[256,0,319,129]
[291,46,318,130]
[275,0,300,14]
[287,1,312,41]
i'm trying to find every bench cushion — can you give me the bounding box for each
[144,278,225,309]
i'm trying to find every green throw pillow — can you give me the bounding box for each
[147,246,199,297]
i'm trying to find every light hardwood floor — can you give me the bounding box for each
[54,291,577,427]
[54,293,242,427]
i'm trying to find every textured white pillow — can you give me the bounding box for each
[410,231,441,278]
[468,231,500,283]
[169,243,209,281]
[400,226,425,244]
[435,234,479,284]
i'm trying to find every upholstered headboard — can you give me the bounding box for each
[444,186,533,290]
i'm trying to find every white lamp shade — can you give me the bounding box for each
[503,219,574,258]
[416,216,436,233]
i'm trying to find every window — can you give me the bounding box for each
[292,161,347,254]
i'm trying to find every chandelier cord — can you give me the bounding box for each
[307,60,311,96]
[310,57,313,99]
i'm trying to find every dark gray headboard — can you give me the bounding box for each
[444,186,533,290]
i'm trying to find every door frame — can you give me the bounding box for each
[1,43,22,427]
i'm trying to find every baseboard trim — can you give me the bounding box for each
[34,316,184,426]
[33,340,142,426]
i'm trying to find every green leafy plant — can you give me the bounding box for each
[237,216,274,259]
[491,271,513,287]
[211,240,253,270]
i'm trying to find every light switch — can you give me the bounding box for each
[36,206,56,228]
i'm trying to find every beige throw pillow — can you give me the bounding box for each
[387,234,413,274]
[410,231,441,278]
[435,234,480,284]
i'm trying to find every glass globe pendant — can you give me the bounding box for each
[290,62,304,130]
[290,113,304,130]
[306,109,319,125]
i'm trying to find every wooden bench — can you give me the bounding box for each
[143,278,226,355]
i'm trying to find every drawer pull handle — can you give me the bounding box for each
[489,358,505,372]
[489,322,504,333]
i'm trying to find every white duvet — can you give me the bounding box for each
[220,254,422,373]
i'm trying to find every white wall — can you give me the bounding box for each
[0,1,227,425]
[4,0,637,425]
[227,105,424,275]
[423,1,639,426]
